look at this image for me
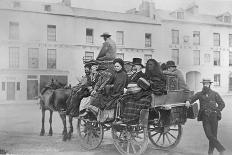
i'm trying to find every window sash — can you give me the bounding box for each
[224,16,231,23]
[213,33,220,46]
[28,48,39,68]
[145,33,151,47]
[172,30,179,44]
[229,51,232,66]
[229,34,232,47]
[47,49,56,69]
[47,25,56,41]
[177,12,184,19]
[213,51,220,66]
[172,49,179,65]
[84,51,94,61]
[9,22,19,40]
[86,29,93,43]
[214,74,220,86]
[193,50,200,65]
[204,54,210,63]
[9,47,19,68]
[193,31,200,45]
[116,31,124,45]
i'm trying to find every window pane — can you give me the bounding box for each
[2,82,5,91]
[193,31,200,45]
[172,49,179,65]
[213,33,220,46]
[86,29,93,43]
[9,22,19,40]
[116,53,124,60]
[213,51,220,66]
[84,51,94,61]
[16,82,20,90]
[9,47,19,68]
[193,50,200,65]
[177,12,184,19]
[214,74,220,86]
[47,25,56,41]
[145,33,151,47]
[172,30,179,44]
[229,51,232,66]
[224,16,231,23]
[28,48,39,68]
[229,34,232,47]
[116,31,124,45]
[47,49,56,69]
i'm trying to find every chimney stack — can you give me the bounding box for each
[62,0,71,7]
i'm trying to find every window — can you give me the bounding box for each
[229,51,232,66]
[193,31,200,45]
[214,74,221,86]
[47,49,56,69]
[9,22,19,40]
[229,73,232,91]
[172,49,179,65]
[47,25,56,41]
[44,5,51,11]
[116,31,124,45]
[204,54,210,63]
[84,51,94,61]
[144,54,152,64]
[193,50,200,65]
[2,82,5,91]
[213,51,220,66]
[177,12,184,19]
[16,82,20,90]
[28,48,39,68]
[229,34,232,47]
[9,47,19,68]
[116,53,124,60]
[86,28,93,43]
[145,33,152,47]
[213,33,220,46]
[224,16,231,23]
[13,1,21,8]
[172,30,179,44]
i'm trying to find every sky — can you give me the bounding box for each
[23,0,232,15]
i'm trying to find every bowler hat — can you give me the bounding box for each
[200,78,213,84]
[132,58,144,68]
[96,64,108,71]
[100,32,111,37]
[166,61,176,68]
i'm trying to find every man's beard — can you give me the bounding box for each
[202,86,210,94]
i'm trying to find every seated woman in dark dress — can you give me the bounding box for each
[117,59,166,124]
[82,58,128,119]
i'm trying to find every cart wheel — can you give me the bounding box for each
[148,124,182,149]
[112,124,148,155]
[77,118,103,150]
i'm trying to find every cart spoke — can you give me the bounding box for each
[131,141,137,153]
[169,128,178,131]
[165,133,171,144]
[167,132,177,140]
[126,141,130,153]
[162,133,165,145]
[150,132,159,137]
[155,133,162,143]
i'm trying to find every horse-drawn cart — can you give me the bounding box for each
[76,60,197,155]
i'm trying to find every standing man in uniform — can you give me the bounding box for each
[186,79,225,155]
[96,32,116,61]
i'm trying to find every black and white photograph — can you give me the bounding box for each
[0,0,232,154]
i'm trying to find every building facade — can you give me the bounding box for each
[0,0,161,101]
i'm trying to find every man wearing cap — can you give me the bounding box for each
[128,58,146,83]
[165,60,189,90]
[96,32,116,61]
[186,79,225,155]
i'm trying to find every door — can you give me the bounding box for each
[7,82,15,100]
[27,80,38,100]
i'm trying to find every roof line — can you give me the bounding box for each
[0,8,161,26]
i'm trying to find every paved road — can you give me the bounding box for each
[0,96,231,155]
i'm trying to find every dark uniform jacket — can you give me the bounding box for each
[128,71,145,83]
[188,89,225,121]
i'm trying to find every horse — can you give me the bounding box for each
[39,86,90,141]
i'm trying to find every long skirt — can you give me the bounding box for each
[121,91,151,121]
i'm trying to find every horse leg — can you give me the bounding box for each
[59,113,67,141]
[40,108,45,136]
[48,110,53,136]
[67,115,73,140]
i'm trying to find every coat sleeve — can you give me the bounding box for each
[215,92,225,111]
[188,92,201,104]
